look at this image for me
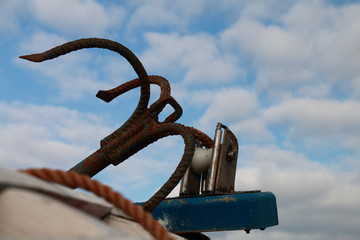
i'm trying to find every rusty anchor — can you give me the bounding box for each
[20,38,213,211]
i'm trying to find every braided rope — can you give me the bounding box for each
[19,168,173,240]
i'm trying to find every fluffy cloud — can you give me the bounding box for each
[3,1,360,240]
[0,101,111,169]
[220,0,360,99]
[127,4,185,30]
[196,95,360,155]
[97,136,186,201]
[0,0,24,34]
[0,100,189,202]
[29,0,126,36]
[141,32,243,85]
[126,0,205,32]
[231,118,273,142]
[17,32,129,99]
[262,98,360,153]
[195,87,259,131]
[212,144,360,240]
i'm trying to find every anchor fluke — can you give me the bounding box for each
[19,54,44,62]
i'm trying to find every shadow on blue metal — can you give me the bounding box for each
[139,191,278,234]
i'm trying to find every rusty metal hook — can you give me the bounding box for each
[20,38,151,124]
[20,38,213,212]
[97,75,183,123]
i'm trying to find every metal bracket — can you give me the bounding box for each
[139,123,279,234]
[180,123,239,196]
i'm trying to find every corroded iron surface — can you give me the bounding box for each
[20,38,214,212]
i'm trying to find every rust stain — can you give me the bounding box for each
[206,197,237,204]
[20,38,215,212]
[177,199,187,204]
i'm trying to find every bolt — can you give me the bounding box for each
[227,150,236,160]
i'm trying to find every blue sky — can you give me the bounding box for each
[1,0,360,239]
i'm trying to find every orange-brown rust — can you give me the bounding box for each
[19,38,214,213]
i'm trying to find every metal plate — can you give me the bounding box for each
[215,128,238,193]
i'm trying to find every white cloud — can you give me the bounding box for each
[94,135,187,201]
[296,83,330,98]
[29,0,126,36]
[127,4,184,30]
[218,144,360,240]
[19,31,67,53]
[262,98,360,152]
[126,0,205,32]
[244,0,301,21]
[17,32,119,99]
[231,118,273,142]
[0,100,188,202]
[284,1,360,84]
[0,101,111,169]
[167,0,205,19]
[196,88,258,131]
[0,0,24,34]
[220,0,360,99]
[142,32,243,85]
[221,18,313,94]
[3,1,360,239]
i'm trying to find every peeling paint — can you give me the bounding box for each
[158,213,173,229]
[177,199,186,204]
[151,192,278,233]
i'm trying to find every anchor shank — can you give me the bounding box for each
[68,148,112,177]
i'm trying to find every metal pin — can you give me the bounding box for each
[205,123,223,193]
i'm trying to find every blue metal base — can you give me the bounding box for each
[139,191,278,233]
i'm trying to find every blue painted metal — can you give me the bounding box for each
[139,191,278,233]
